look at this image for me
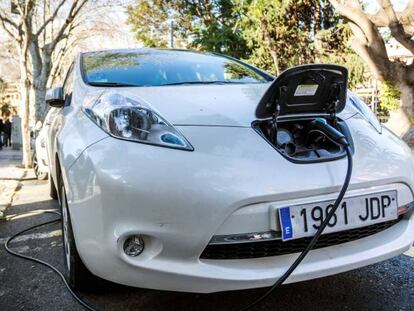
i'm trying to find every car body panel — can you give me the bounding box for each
[64,117,414,292]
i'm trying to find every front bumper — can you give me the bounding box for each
[65,123,414,293]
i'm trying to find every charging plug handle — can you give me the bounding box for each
[310,118,349,146]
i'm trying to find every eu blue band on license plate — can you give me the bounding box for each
[279,207,293,240]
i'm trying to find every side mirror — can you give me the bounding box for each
[46,87,64,108]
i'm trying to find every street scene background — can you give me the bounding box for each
[0,0,413,310]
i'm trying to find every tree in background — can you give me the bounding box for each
[127,0,368,85]
[315,23,369,88]
[329,0,414,135]
[0,77,5,93]
[127,0,250,59]
[0,102,18,119]
[0,78,17,119]
[237,0,345,75]
[0,0,90,167]
[0,0,124,167]
[127,0,170,47]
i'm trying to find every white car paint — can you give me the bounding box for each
[47,50,414,293]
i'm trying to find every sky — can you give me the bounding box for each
[363,0,408,13]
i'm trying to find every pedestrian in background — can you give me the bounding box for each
[4,119,11,147]
[0,118,3,150]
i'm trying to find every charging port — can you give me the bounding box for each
[253,117,352,163]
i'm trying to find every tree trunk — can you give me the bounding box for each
[19,62,32,168]
[260,18,280,75]
[385,82,414,137]
[32,80,47,122]
[30,41,50,123]
[269,48,280,76]
[314,0,321,33]
[398,82,414,118]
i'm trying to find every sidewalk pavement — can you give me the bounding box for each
[0,147,22,166]
[0,148,26,218]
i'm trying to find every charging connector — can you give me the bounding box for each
[308,118,349,146]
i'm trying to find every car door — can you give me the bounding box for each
[47,63,74,182]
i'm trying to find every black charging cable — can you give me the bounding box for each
[238,141,352,311]
[4,210,98,311]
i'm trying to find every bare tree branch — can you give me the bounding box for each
[375,0,414,54]
[330,0,387,52]
[0,6,22,42]
[35,0,67,37]
[47,0,88,53]
[0,18,18,40]
[329,0,390,76]
[368,1,414,28]
[348,23,388,80]
[0,7,19,30]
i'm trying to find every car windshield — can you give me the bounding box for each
[81,50,270,87]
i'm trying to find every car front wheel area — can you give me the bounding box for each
[60,184,98,291]
[32,153,48,180]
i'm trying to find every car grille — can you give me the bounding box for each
[200,218,401,260]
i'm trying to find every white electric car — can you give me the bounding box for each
[45,49,414,293]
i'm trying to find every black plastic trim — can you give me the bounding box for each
[201,217,401,260]
[256,64,348,119]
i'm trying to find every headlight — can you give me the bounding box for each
[348,92,382,133]
[82,92,193,151]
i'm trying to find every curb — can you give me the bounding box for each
[0,168,27,220]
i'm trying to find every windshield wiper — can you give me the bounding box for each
[88,81,143,87]
[160,81,244,86]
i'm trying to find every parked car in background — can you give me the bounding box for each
[32,109,59,180]
[45,49,414,293]
[33,124,49,180]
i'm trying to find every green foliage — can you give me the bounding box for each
[236,0,317,74]
[126,0,370,88]
[127,0,250,58]
[180,0,249,57]
[315,24,368,88]
[379,81,401,112]
[236,0,346,75]
[0,102,17,118]
[0,79,17,118]
[127,0,169,48]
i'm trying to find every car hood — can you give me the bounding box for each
[99,83,357,127]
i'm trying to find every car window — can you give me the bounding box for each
[81,50,270,87]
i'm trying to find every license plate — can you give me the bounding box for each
[278,190,398,241]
